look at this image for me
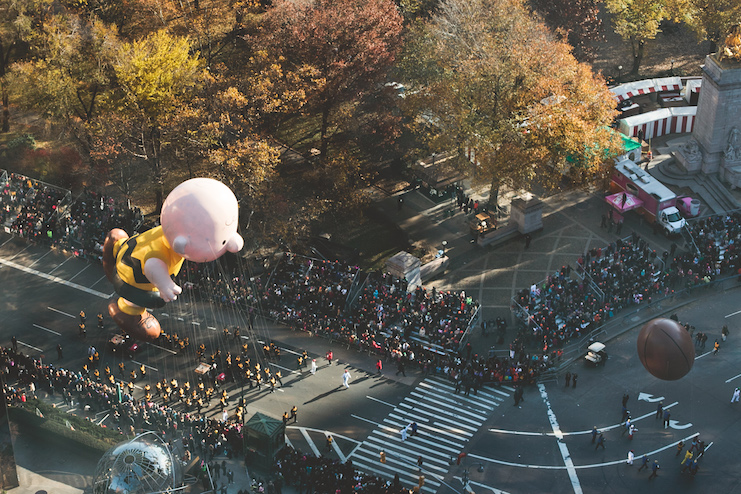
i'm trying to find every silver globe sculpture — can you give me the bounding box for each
[93,431,184,494]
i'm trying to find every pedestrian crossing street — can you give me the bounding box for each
[349,376,513,492]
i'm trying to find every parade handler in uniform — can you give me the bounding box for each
[103,178,244,341]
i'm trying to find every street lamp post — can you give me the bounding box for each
[617,65,623,84]
[670,59,675,76]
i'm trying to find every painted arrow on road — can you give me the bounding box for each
[638,393,665,403]
[669,420,693,430]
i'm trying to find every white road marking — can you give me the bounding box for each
[67,263,91,282]
[17,340,43,352]
[725,309,741,318]
[695,351,713,360]
[462,479,509,494]
[330,433,347,462]
[301,428,321,457]
[47,306,75,318]
[28,250,52,267]
[538,383,582,494]
[351,414,383,427]
[725,372,741,383]
[97,413,109,425]
[270,363,301,375]
[489,402,678,436]
[468,432,700,470]
[0,258,110,298]
[8,245,30,260]
[147,343,178,355]
[131,360,158,372]
[637,392,664,402]
[367,395,396,407]
[48,256,73,274]
[33,324,61,336]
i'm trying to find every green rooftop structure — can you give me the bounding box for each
[244,412,286,470]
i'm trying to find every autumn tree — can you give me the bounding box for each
[111,30,202,209]
[12,14,119,161]
[529,0,603,61]
[265,0,404,161]
[401,0,621,206]
[0,0,52,132]
[671,0,741,52]
[605,0,666,75]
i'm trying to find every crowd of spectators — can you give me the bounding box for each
[275,446,412,494]
[1,343,418,493]
[1,172,144,260]
[514,220,741,354]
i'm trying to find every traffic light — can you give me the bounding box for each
[380,451,386,464]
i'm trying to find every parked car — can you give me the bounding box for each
[584,342,608,366]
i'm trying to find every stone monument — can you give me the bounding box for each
[385,251,421,292]
[685,26,741,184]
[510,197,543,234]
[675,137,703,173]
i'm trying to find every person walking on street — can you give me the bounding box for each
[513,386,524,406]
[57,344,63,360]
[663,409,671,429]
[595,433,606,450]
[680,450,693,471]
[676,441,685,456]
[628,424,637,440]
[290,405,298,423]
[326,435,333,452]
[572,373,578,388]
[342,369,351,389]
[732,387,740,403]
[524,234,531,249]
[591,426,598,444]
[396,360,406,377]
[637,455,649,471]
[11,336,18,352]
[648,460,660,479]
[564,372,571,387]
[655,401,663,419]
[627,450,635,466]
[376,359,383,375]
[326,350,333,365]
[713,339,720,355]
[311,359,317,375]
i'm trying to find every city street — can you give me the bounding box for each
[2,227,741,493]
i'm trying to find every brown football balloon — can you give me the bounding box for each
[637,318,695,380]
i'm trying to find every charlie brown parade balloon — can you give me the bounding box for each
[103,178,244,341]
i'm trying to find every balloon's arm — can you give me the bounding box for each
[144,257,182,302]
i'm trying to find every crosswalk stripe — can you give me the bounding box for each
[419,383,503,408]
[416,380,495,405]
[350,376,511,489]
[351,451,443,487]
[373,423,465,451]
[384,416,472,442]
[387,413,475,438]
[423,377,512,401]
[408,390,494,415]
[350,458,442,492]
[398,400,485,428]
[365,433,459,463]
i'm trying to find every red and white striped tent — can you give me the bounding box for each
[682,79,702,103]
[611,77,683,102]
[618,107,697,141]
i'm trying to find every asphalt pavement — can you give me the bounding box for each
[2,169,741,494]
